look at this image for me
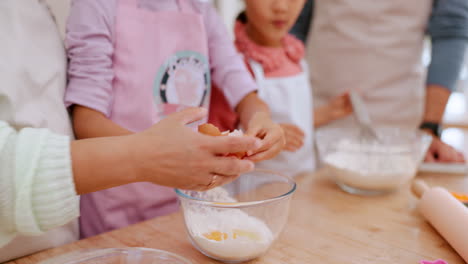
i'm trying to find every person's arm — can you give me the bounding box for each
[0,120,79,246]
[72,106,132,138]
[201,4,285,161]
[0,108,261,246]
[65,0,126,138]
[235,92,285,161]
[290,0,314,43]
[424,0,468,162]
[314,93,353,127]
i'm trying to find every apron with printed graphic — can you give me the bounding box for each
[306,0,432,150]
[79,0,211,238]
[249,59,315,177]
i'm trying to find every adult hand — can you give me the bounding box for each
[425,136,465,163]
[244,112,285,162]
[280,123,305,152]
[129,107,261,190]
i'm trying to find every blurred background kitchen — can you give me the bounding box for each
[45,0,468,149]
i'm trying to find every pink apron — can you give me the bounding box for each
[79,0,210,238]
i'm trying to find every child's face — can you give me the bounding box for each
[245,0,305,46]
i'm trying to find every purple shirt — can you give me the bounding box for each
[65,0,257,117]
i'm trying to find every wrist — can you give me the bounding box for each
[423,84,451,123]
[124,134,146,183]
[419,121,442,138]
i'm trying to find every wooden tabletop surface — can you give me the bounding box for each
[10,129,468,264]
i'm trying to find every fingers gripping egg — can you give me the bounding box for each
[198,123,247,158]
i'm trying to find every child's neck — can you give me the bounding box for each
[245,23,282,48]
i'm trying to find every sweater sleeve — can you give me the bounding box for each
[427,0,468,91]
[0,121,79,247]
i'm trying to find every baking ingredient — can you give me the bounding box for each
[323,138,417,191]
[184,187,273,261]
[198,123,223,136]
[198,123,246,158]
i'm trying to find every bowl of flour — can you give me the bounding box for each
[176,170,296,263]
[317,128,432,195]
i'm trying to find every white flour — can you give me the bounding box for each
[323,139,417,191]
[183,188,273,261]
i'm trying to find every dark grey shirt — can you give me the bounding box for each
[291,0,468,91]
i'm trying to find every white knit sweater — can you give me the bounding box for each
[0,0,79,261]
[0,122,79,261]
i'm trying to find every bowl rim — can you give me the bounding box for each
[175,169,297,208]
[316,129,433,156]
[38,247,193,264]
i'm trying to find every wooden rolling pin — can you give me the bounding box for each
[412,180,468,262]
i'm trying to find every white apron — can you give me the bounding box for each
[249,59,315,177]
[0,0,77,261]
[307,0,433,134]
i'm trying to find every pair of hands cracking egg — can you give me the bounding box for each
[198,123,247,159]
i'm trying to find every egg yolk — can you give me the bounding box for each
[203,231,228,241]
[203,230,261,242]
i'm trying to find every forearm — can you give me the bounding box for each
[0,123,80,239]
[72,105,132,139]
[314,105,331,127]
[236,92,270,130]
[71,135,137,194]
[423,84,451,124]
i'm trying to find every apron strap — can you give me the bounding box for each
[248,59,265,85]
[299,59,309,74]
[246,58,266,96]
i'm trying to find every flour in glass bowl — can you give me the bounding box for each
[183,188,274,262]
[323,139,418,191]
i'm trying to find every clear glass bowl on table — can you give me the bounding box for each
[316,127,432,195]
[39,248,192,264]
[176,169,296,264]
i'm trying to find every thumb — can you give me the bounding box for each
[167,107,207,125]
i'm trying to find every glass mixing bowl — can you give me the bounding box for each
[316,127,432,195]
[39,248,192,264]
[176,169,296,263]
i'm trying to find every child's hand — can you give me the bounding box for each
[328,92,353,120]
[314,92,353,127]
[244,112,285,162]
[280,123,305,152]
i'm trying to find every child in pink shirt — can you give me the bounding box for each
[65,0,284,238]
[210,0,353,176]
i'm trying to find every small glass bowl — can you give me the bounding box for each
[39,248,192,264]
[176,169,296,263]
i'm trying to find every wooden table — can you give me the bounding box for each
[10,132,468,264]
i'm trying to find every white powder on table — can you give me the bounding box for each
[323,139,417,191]
[183,188,273,262]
